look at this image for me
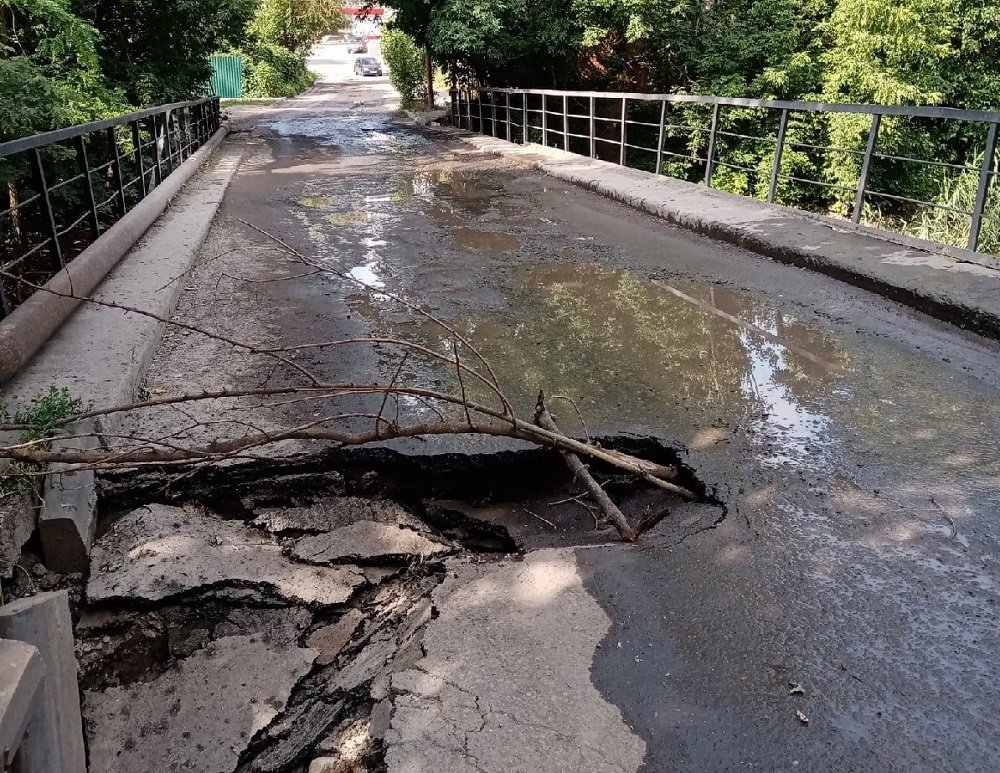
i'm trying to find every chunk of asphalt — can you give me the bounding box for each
[87,505,365,605]
[307,610,365,666]
[291,521,452,564]
[252,497,428,534]
[85,635,316,773]
[385,549,646,773]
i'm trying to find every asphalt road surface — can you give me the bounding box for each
[138,42,1000,772]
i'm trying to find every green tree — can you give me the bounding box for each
[249,0,346,53]
[381,27,424,103]
[71,0,256,105]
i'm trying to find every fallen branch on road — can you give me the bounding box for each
[0,222,699,542]
[535,390,636,542]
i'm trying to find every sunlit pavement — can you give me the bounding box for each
[163,52,1000,772]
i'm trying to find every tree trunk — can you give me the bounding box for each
[8,182,24,250]
[425,46,434,108]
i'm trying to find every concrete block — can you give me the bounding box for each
[0,591,86,773]
[39,429,98,573]
[0,638,46,771]
[0,483,37,578]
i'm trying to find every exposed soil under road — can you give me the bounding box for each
[104,46,1000,772]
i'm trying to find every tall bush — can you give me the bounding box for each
[243,42,315,97]
[381,28,424,104]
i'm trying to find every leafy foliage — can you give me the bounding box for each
[384,0,1000,249]
[72,0,256,105]
[248,0,346,53]
[6,386,85,442]
[0,386,84,496]
[243,42,315,97]
[381,28,424,104]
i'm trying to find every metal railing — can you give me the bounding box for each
[0,97,221,319]
[452,87,1000,255]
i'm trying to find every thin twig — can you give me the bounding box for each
[377,352,410,437]
[523,508,557,530]
[930,497,959,541]
[551,394,590,444]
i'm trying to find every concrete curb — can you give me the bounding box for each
[436,125,1000,341]
[1,132,246,574]
[0,123,231,385]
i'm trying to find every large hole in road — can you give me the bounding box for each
[67,438,718,772]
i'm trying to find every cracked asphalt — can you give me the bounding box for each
[136,42,1000,771]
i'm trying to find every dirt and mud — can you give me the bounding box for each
[11,42,998,773]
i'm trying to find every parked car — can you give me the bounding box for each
[347,36,368,54]
[354,57,383,77]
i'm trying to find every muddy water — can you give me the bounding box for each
[134,84,1000,769]
[289,155,1000,556]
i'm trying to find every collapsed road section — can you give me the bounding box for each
[3,443,710,773]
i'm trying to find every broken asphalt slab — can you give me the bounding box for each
[252,497,429,535]
[87,504,366,605]
[85,634,316,773]
[291,521,452,564]
[385,548,645,773]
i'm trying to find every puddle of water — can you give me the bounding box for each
[425,204,466,227]
[263,112,427,154]
[451,227,521,254]
[348,260,385,290]
[373,262,848,469]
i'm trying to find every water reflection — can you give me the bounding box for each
[379,263,850,469]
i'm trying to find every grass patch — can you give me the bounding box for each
[1,387,86,496]
[221,97,278,106]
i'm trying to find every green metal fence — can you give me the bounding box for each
[209,55,244,99]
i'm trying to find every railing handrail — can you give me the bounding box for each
[455,86,1000,253]
[0,97,218,158]
[478,87,1000,124]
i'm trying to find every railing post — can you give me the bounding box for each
[967,121,999,251]
[147,115,163,187]
[506,91,512,142]
[131,120,147,198]
[30,149,63,268]
[542,95,548,146]
[107,127,127,217]
[589,96,596,158]
[704,103,721,186]
[523,92,529,144]
[74,135,100,239]
[655,99,667,175]
[477,89,483,133]
[563,94,570,151]
[853,113,882,223]
[163,110,174,172]
[768,108,790,203]
[620,97,627,166]
[490,90,497,136]
[0,276,11,319]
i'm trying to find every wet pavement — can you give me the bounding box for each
[130,44,1000,771]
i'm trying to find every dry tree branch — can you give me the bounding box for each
[550,394,590,444]
[0,222,701,544]
[237,219,517,418]
[0,269,322,386]
[535,390,637,542]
